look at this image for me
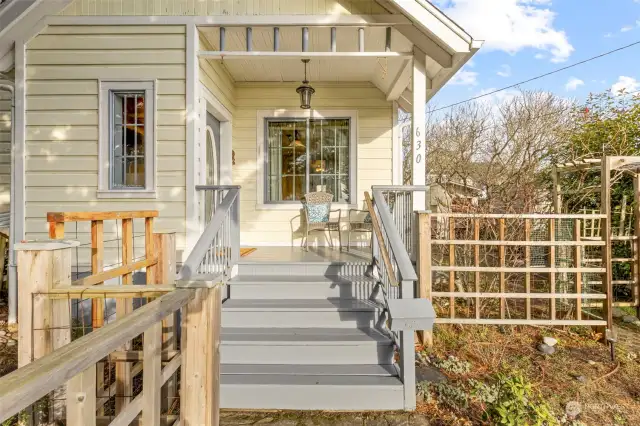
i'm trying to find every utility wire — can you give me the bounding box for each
[430,40,640,113]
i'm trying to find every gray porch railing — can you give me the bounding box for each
[179,185,240,281]
[367,187,420,410]
[374,185,429,258]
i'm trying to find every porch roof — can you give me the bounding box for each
[197,1,483,108]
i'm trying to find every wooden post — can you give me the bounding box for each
[66,365,97,426]
[143,321,162,426]
[16,240,77,423]
[474,218,481,320]
[49,222,65,239]
[549,218,556,321]
[154,231,177,411]
[601,158,614,331]
[575,219,583,321]
[91,220,104,328]
[524,219,532,320]
[499,218,506,319]
[633,174,640,316]
[416,213,432,347]
[181,285,222,426]
[448,217,455,319]
[145,218,155,286]
[116,219,134,414]
[551,166,562,213]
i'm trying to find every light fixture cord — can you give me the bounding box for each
[304,61,308,83]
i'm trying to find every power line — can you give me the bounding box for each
[430,40,640,113]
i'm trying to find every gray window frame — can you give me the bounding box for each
[264,117,353,204]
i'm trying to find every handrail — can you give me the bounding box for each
[371,188,417,282]
[179,186,240,280]
[47,211,159,222]
[364,192,398,288]
[0,289,193,423]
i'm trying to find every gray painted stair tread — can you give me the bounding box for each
[221,374,403,387]
[228,275,376,284]
[221,327,392,344]
[222,298,381,311]
[221,364,398,376]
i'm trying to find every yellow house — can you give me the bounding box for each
[0,0,481,411]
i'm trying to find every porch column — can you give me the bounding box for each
[412,47,427,211]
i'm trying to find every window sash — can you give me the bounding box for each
[265,118,351,203]
[109,90,146,190]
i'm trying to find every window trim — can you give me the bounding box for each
[98,79,157,199]
[256,109,357,210]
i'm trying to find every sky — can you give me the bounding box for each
[429,0,640,109]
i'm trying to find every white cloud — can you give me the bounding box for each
[497,64,511,77]
[565,77,584,91]
[450,69,479,86]
[621,25,634,32]
[432,0,574,62]
[611,76,640,95]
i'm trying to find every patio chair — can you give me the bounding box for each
[302,191,341,250]
[343,209,373,252]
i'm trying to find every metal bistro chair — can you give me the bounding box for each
[302,191,341,250]
[343,209,373,252]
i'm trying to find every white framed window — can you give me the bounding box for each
[257,109,357,209]
[98,80,156,198]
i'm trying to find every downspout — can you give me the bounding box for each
[0,76,15,325]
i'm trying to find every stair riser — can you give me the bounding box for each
[228,283,376,299]
[237,263,370,276]
[220,385,404,410]
[222,310,379,328]
[221,344,394,365]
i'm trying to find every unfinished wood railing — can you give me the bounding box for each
[416,213,612,330]
[47,210,160,329]
[3,235,222,425]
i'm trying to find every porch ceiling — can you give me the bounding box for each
[199,26,412,95]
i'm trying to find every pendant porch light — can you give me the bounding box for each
[296,59,315,109]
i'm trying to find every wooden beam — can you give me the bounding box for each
[47,211,158,223]
[386,57,413,101]
[601,157,614,330]
[91,220,105,328]
[416,213,432,347]
[198,51,412,59]
[46,14,411,27]
[71,257,158,288]
[363,192,398,288]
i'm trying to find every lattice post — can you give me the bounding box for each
[633,173,640,316]
[575,219,583,321]
[448,218,455,319]
[524,219,532,320]
[499,218,506,319]
[549,218,556,321]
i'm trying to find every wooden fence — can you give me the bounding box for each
[0,211,222,425]
[416,213,612,330]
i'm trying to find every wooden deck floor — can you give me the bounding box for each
[239,246,372,263]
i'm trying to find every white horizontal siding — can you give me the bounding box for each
[233,82,392,245]
[60,0,390,16]
[25,25,188,259]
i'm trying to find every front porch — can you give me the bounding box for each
[240,245,372,263]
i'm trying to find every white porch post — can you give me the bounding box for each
[185,23,200,259]
[412,47,427,210]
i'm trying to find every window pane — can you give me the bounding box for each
[265,118,349,203]
[111,91,146,189]
[266,120,307,201]
[309,119,350,203]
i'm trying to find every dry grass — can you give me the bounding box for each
[0,304,17,378]
[417,323,640,425]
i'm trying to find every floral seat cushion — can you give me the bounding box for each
[306,203,331,223]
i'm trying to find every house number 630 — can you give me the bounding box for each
[415,127,423,164]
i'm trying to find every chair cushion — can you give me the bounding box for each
[306,204,330,223]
